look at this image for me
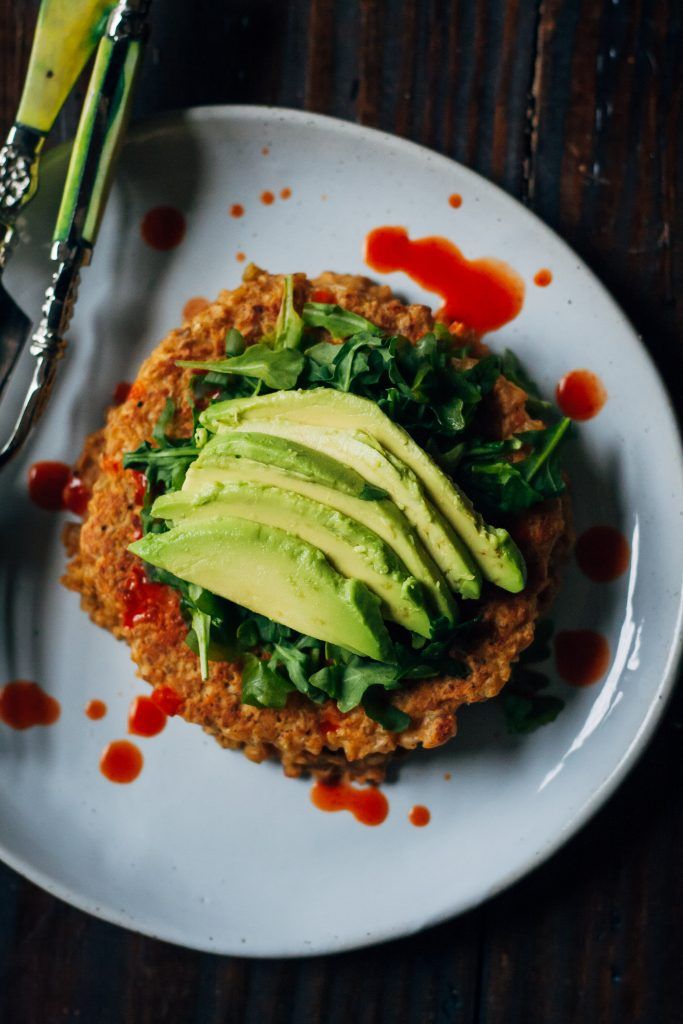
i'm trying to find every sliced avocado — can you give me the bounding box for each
[214,418,482,600]
[184,435,457,625]
[129,518,393,662]
[201,389,526,593]
[152,480,433,638]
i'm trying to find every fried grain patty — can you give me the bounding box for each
[62,268,572,782]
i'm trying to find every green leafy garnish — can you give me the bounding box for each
[273,275,304,349]
[241,654,294,709]
[302,302,384,338]
[500,620,565,734]
[177,344,304,391]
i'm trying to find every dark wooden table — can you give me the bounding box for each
[1,2,682,1021]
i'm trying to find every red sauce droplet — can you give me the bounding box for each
[128,694,167,737]
[128,469,147,505]
[113,381,131,406]
[448,193,462,208]
[230,204,244,218]
[260,190,275,205]
[575,525,630,583]
[121,563,170,629]
[151,685,184,717]
[443,772,452,781]
[140,206,186,251]
[28,460,70,510]
[310,781,389,826]
[408,805,431,827]
[236,251,246,262]
[100,740,143,784]
[262,146,270,156]
[62,473,90,517]
[556,369,607,421]
[85,699,107,720]
[534,268,553,287]
[280,187,292,200]
[0,681,61,729]
[311,288,336,304]
[554,630,610,687]
[182,296,210,320]
[365,226,525,333]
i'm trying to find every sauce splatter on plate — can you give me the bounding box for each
[575,526,630,582]
[311,781,388,826]
[140,206,186,251]
[100,740,143,784]
[554,630,610,687]
[556,369,607,420]
[0,681,61,730]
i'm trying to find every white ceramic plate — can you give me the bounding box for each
[1,107,681,958]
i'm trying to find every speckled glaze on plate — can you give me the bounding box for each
[0,107,681,957]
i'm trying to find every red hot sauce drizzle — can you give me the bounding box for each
[27,461,90,515]
[408,805,431,827]
[140,206,186,251]
[556,369,607,421]
[0,681,61,729]
[151,685,184,717]
[260,190,275,205]
[554,630,610,687]
[121,563,170,629]
[448,193,462,208]
[534,268,553,287]
[310,288,336,304]
[310,781,389,826]
[182,296,210,321]
[113,380,132,405]
[128,695,167,737]
[575,525,630,583]
[100,740,143,784]
[230,203,244,218]
[365,226,525,333]
[85,699,107,720]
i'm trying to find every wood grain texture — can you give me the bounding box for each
[0,1,681,1022]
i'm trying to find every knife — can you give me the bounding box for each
[0,0,151,468]
[0,0,116,399]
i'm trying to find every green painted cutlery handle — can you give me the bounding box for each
[54,2,148,250]
[16,0,114,136]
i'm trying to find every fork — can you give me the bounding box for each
[0,0,151,468]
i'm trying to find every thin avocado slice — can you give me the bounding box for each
[217,419,482,600]
[129,517,393,662]
[185,436,457,625]
[201,389,526,593]
[152,480,433,638]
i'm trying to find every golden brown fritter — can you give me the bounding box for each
[62,268,571,782]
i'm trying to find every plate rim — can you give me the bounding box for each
[1,103,682,958]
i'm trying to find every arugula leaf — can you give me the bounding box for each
[273,275,304,350]
[362,689,411,732]
[241,654,295,709]
[177,344,304,390]
[501,691,564,734]
[302,302,384,339]
[500,620,565,734]
[225,328,246,356]
[152,397,176,444]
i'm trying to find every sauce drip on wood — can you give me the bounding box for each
[408,805,431,827]
[121,564,170,629]
[533,268,553,286]
[575,525,630,582]
[85,699,107,720]
[113,381,132,405]
[140,206,186,251]
[151,685,184,716]
[100,740,143,783]
[310,781,389,826]
[556,369,607,420]
[182,296,210,320]
[554,630,610,687]
[365,226,525,333]
[0,681,61,730]
[128,695,167,737]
